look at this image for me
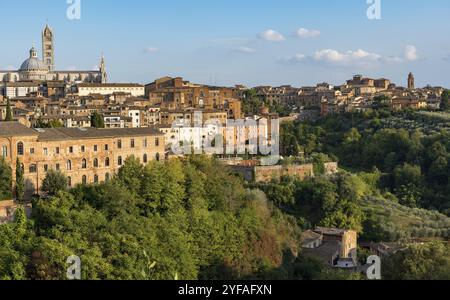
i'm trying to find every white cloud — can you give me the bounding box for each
[404,45,418,61]
[279,53,306,64]
[313,49,381,64]
[296,28,321,38]
[143,46,159,54]
[259,29,285,42]
[235,46,257,53]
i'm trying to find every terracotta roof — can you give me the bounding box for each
[0,122,38,137]
[302,241,341,264]
[301,230,323,246]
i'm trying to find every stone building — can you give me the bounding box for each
[145,77,242,119]
[408,72,415,90]
[0,25,107,97]
[302,227,358,268]
[0,122,165,197]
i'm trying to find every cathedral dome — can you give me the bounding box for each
[19,47,48,72]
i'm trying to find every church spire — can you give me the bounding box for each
[99,52,107,83]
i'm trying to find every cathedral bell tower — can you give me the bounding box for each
[42,24,54,71]
[99,53,107,83]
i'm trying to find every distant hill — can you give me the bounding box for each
[361,196,450,242]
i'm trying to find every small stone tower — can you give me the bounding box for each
[408,72,415,90]
[42,24,54,71]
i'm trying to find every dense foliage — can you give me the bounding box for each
[0,157,303,280]
[280,111,450,215]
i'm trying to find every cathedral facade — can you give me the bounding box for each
[0,25,107,86]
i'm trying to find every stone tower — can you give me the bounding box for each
[42,24,54,71]
[408,72,415,90]
[99,53,107,83]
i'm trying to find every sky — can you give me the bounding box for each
[1,0,450,88]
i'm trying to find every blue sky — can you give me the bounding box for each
[1,0,450,87]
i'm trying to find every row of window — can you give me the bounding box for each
[68,173,110,187]
[15,138,160,156]
[24,153,161,174]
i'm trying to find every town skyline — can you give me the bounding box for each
[1,0,450,87]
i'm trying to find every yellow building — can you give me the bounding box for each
[0,122,165,197]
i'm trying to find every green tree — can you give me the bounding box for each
[5,98,13,121]
[393,163,423,207]
[0,158,12,200]
[91,112,105,128]
[15,158,24,202]
[440,90,450,111]
[41,169,68,196]
[383,242,450,280]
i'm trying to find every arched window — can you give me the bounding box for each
[118,156,123,166]
[68,177,72,187]
[94,158,99,168]
[82,159,87,169]
[82,175,87,185]
[143,154,148,163]
[17,142,24,156]
[67,160,72,170]
[156,153,160,161]
[105,157,110,167]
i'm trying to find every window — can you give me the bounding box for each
[56,147,60,154]
[117,139,122,149]
[68,177,72,187]
[156,153,160,161]
[94,158,99,168]
[143,138,148,148]
[67,160,72,170]
[1,145,7,157]
[82,175,87,185]
[82,159,87,169]
[105,173,110,181]
[155,138,160,147]
[30,148,35,154]
[94,145,98,152]
[29,164,37,173]
[105,157,110,167]
[44,164,49,172]
[56,163,60,171]
[69,146,74,154]
[17,142,24,156]
[94,175,99,183]
[118,156,123,166]
[104,144,109,151]
[81,146,85,152]
[143,154,148,163]
[43,148,48,155]
[130,139,135,148]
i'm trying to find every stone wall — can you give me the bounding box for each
[0,200,16,224]
[324,162,339,175]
